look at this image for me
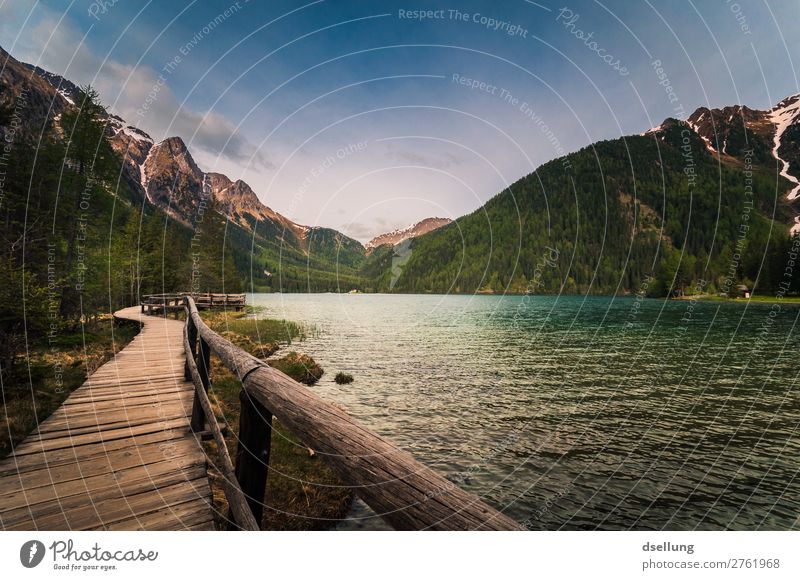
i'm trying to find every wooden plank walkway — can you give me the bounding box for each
[0,307,214,530]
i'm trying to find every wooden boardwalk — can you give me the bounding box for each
[0,307,214,530]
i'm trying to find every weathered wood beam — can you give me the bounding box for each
[183,296,520,531]
[183,324,260,531]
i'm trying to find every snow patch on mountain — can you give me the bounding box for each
[769,93,800,202]
[122,125,153,143]
[107,115,153,144]
[201,172,210,199]
[686,119,716,153]
[139,141,157,200]
[640,123,664,136]
[57,88,74,105]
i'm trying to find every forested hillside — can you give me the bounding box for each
[5,40,800,382]
[383,120,799,297]
[0,84,240,366]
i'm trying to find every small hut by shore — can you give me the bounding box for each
[734,284,751,299]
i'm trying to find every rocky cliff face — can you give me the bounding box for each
[1,44,366,257]
[105,115,154,201]
[685,104,776,164]
[0,46,71,144]
[205,171,304,238]
[139,136,206,221]
[20,61,81,105]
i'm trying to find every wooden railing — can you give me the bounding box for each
[180,296,521,531]
[141,293,245,315]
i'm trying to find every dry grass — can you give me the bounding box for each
[204,366,353,530]
[199,308,352,530]
[201,307,304,346]
[0,316,139,458]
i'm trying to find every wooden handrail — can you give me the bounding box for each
[182,296,521,531]
[141,293,245,316]
[182,320,260,531]
[143,292,246,304]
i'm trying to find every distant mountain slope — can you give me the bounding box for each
[385,99,800,296]
[6,43,799,297]
[366,217,452,251]
[0,46,72,142]
[769,95,800,201]
[2,45,368,291]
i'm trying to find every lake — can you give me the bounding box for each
[247,293,800,530]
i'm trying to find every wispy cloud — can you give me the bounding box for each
[5,11,271,170]
[385,148,467,169]
[341,217,393,242]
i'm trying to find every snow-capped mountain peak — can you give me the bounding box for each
[365,217,452,250]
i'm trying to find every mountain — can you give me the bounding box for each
[5,42,799,298]
[107,121,370,290]
[380,96,800,296]
[1,44,369,292]
[140,136,205,221]
[96,99,370,290]
[0,46,72,142]
[366,217,452,251]
[683,105,774,163]
[651,96,800,206]
[20,61,81,105]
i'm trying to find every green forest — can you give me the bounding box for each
[385,122,800,298]
[3,84,800,381]
[0,87,240,374]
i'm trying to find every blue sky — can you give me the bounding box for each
[2,0,799,240]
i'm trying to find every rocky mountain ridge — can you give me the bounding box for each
[2,45,363,256]
[5,42,800,296]
[366,217,453,250]
[644,93,800,231]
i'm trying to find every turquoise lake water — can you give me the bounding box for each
[247,293,800,530]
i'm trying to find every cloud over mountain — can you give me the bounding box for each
[6,11,271,170]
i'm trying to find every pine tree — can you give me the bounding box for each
[58,85,119,323]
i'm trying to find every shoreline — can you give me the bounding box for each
[673,294,800,305]
[247,290,800,303]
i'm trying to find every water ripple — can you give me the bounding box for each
[250,294,800,530]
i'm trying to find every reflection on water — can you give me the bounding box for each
[248,293,800,530]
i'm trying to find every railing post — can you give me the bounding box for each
[199,336,211,388]
[230,387,272,529]
[184,314,197,382]
[190,335,211,432]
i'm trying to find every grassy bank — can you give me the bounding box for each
[200,309,353,530]
[0,316,140,458]
[675,294,800,305]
